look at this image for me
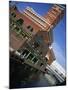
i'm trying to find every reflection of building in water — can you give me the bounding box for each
[9,3,66,88]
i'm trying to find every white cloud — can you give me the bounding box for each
[52,42,66,70]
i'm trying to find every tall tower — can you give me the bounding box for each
[44,4,64,30]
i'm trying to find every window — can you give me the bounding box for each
[44,68,47,71]
[13,6,17,10]
[21,32,26,38]
[30,28,33,32]
[22,49,29,56]
[11,12,16,17]
[60,73,63,76]
[55,70,58,73]
[36,36,43,44]
[15,27,19,31]
[33,42,39,48]
[27,25,31,29]
[16,18,24,25]
[33,58,38,63]
[27,54,34,60]
[27,25,33,32]
[40,63,43,66]
[14,27,21,34]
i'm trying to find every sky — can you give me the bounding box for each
[10,1,66,70]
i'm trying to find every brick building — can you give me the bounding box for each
[10,4,65,73]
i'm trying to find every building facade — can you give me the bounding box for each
[9,3,65,85]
